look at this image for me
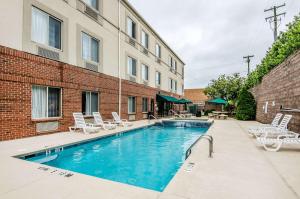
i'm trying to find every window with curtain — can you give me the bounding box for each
[31,7,61,49]
[141,64,149,81]
[127,56,137,76]
[82,32,99,63]
[155,71,161,86]
[127,17,136,39]
[142,98,148,112]
[155,44,161,58]
[141,31,149,49]
[82,92,99,116]
[83,0,98,10]
[128,97,136,113]
[174,81,178,92]
[32,85,61,119]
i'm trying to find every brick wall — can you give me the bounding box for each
[0,46,181,140]
[251,50,300,133]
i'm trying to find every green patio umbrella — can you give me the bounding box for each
[207,98,228,111]
[208,98,228,105]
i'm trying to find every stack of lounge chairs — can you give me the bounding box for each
[248,114,299,152]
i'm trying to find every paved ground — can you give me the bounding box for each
[0,119,299,199]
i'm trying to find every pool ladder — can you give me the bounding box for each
[185,135,214,160]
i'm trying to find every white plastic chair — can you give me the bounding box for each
[92,112,116,130]
[69,113,101,134]
[112,112,133,127]
[257,132,300,152]
[252,114,293,138]
[248,113,283,135]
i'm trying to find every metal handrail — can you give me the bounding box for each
[169,110,184,118]
[185,135,213,159]
[148,115,165,127]
[148,115,158,120]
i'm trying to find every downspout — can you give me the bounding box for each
[118,0,122,116]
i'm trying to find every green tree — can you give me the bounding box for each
[245,15,300,89]
[236,87,256,120]
[204,73,244,105]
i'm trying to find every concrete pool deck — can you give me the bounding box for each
[0,119,299,199]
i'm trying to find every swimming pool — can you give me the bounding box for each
[22,123,210,192]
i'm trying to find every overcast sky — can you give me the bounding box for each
[128,0,300,88]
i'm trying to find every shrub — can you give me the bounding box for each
[236,88,256,120]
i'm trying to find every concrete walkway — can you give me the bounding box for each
[163,119,300,199]
[0,119,299,199]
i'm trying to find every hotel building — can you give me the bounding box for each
[0,0,185,140]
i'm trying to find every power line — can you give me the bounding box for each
[243,55,254,75]
[264,3,286,41]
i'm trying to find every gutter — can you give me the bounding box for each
[118,0,122,116]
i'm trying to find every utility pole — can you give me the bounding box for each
[264,4,286,41]
[243,55,254,76]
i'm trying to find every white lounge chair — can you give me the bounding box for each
[112,112,133,127]
[248,113,283,134]
[257,132,300,152]
[250,114,293,138]
[69,113,101,134]
[169,110,184,118]
[92,112,116,130]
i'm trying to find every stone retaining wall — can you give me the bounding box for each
[251,50,300,133]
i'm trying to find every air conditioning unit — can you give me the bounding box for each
[38,47,59,61]
[143,81,148,86]
[85,62,98,72]
[36,121,59,133]
[129,76,136,82]
[156,58,161,64]
[85,5,98,20]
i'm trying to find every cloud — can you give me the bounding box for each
[128,0,300,88]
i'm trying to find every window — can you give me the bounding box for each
[169,79,177,92]
[128,97,136,113]
[173,60,177,72]
[142,98,148,112]
[169,56,173,67]
[141,31,149,49]
[82,32,99,63]
[182,67,184,79]
[141,64,149,81]
[155,71,161,86]
[31,7,61,49]
[82,92,99,116]
[83,0,98,10]
[169,78,173,91]
[155,44,161,58]
[127,17,136,39]
[127,56,137,76]
[32,85,61,119]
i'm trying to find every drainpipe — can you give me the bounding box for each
[118,0,122,116]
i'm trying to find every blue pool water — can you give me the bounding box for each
[25,125,208,191]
